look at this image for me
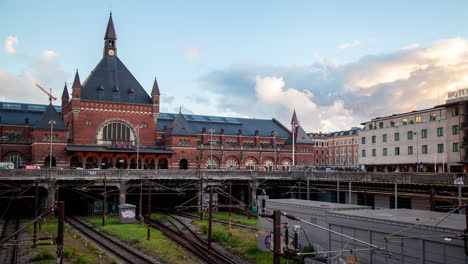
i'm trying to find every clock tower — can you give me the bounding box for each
[103,13,117,57]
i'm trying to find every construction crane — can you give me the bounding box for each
[35,84,57,103]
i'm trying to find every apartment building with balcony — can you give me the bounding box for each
[359,99,462,172]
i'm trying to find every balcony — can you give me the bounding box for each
[0,138,32,145]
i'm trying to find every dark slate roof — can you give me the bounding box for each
[104,14,117,40]
[61,83,69,100]
[285,125,314,145]
[81,56,152,104]
[72,70,82,89]
[151,77,160,96]
[0,102,61,126]
[34,103,67,130]
[157,113,291,138]
[165,112,195,136]
[327,128,360,137]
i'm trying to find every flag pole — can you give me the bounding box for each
[292,128,295,167]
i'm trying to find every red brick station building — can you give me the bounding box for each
[0,15,316,170]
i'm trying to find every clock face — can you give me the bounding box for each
[108,50,115,56]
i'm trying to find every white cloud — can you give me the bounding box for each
[201,38,468,132]
[0,48,67,105]
[4,36,18,54]
[402,43,419,50]
[184,47,201,60]
[339,40,362,50]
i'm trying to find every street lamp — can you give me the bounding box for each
[136,125,144,169]
[414,132,419,172]
[48,120,56,169]
[208,129,215,169]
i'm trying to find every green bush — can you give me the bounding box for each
[75,255,96,264]
[31,249,55,261]
[63,248,77,258]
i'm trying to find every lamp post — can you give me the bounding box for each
[414,132,419,172]
[136,125,144,169]
[48,120,56,168]
[208,129,215,169]
[273,131,277,171]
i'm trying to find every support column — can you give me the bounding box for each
[197,179,207,214]
[46,181,57,217]
[119,181,128,205]
[249,180,258,210]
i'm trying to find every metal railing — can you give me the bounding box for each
[0,169,466,185]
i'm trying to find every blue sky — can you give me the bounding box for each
[1,1,468,132]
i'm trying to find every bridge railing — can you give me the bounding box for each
[0,169,465,185]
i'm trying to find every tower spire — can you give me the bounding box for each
[151,77,160,96]
[103,13,117,57]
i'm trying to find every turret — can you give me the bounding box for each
[72,70,82,99]
[61,82,69,106]
[103,12,117,57]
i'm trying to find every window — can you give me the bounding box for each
[430,113,436,121]
[5,153,22,168]
[379,122,384,129]
[394,132,400,141]
[422,145,428,154]
[434,127,443,137]
[452,125,459,135]
[452,106,459,116]
[402,118,408,125]
[372,136,376,143]
[395,147,400,155]
[408,146,413,155]
[369,124,373,130]
[102,121,132,141]
[437,144,444,153]
[362,150,366,157]
[421,129,428,138]
[415,115,422,123]
[407,131,413,140]
[361,137,366,144]
[383,134,387,142]
[390,121,395,127]
[372,149,376,156]
[383,148,387,156]
[453,142,459,152]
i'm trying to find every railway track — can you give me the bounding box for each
[65,217,159,264]
[0,216,21,264]
[165,210,258,231]
[147,213,239,264]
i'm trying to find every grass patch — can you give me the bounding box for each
[199,211,258,227]
[85,216,200,264]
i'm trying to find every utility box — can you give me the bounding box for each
[118,204,136,224]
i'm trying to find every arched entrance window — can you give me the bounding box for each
[179,159,188,170]
[264,158,274,171]
[5,153,22,168]
[116,157,128,169]
[44,156,56,168]
[101,157,113,169]
[86,156,98,169]
[225,157,239,170]
[102,121,132,141]
[145,158,155,170]
[245,157,258,171]
[281,158,292,171]
[70,156,82,168]
[158,158,168,169]
[206,157,219,169]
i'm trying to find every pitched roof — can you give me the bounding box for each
[165,112,195,136]
[285,125,314,145]
[157,113,291,137]
[61,82,69,100]
[151,77,160,96]
[104,13,117,40]
[0,102,61,126]
[81,56,152,104]
[34,103,67,130]
[72,70,81,89]
[291,110,298,126]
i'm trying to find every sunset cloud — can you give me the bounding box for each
[4,36,18,54]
